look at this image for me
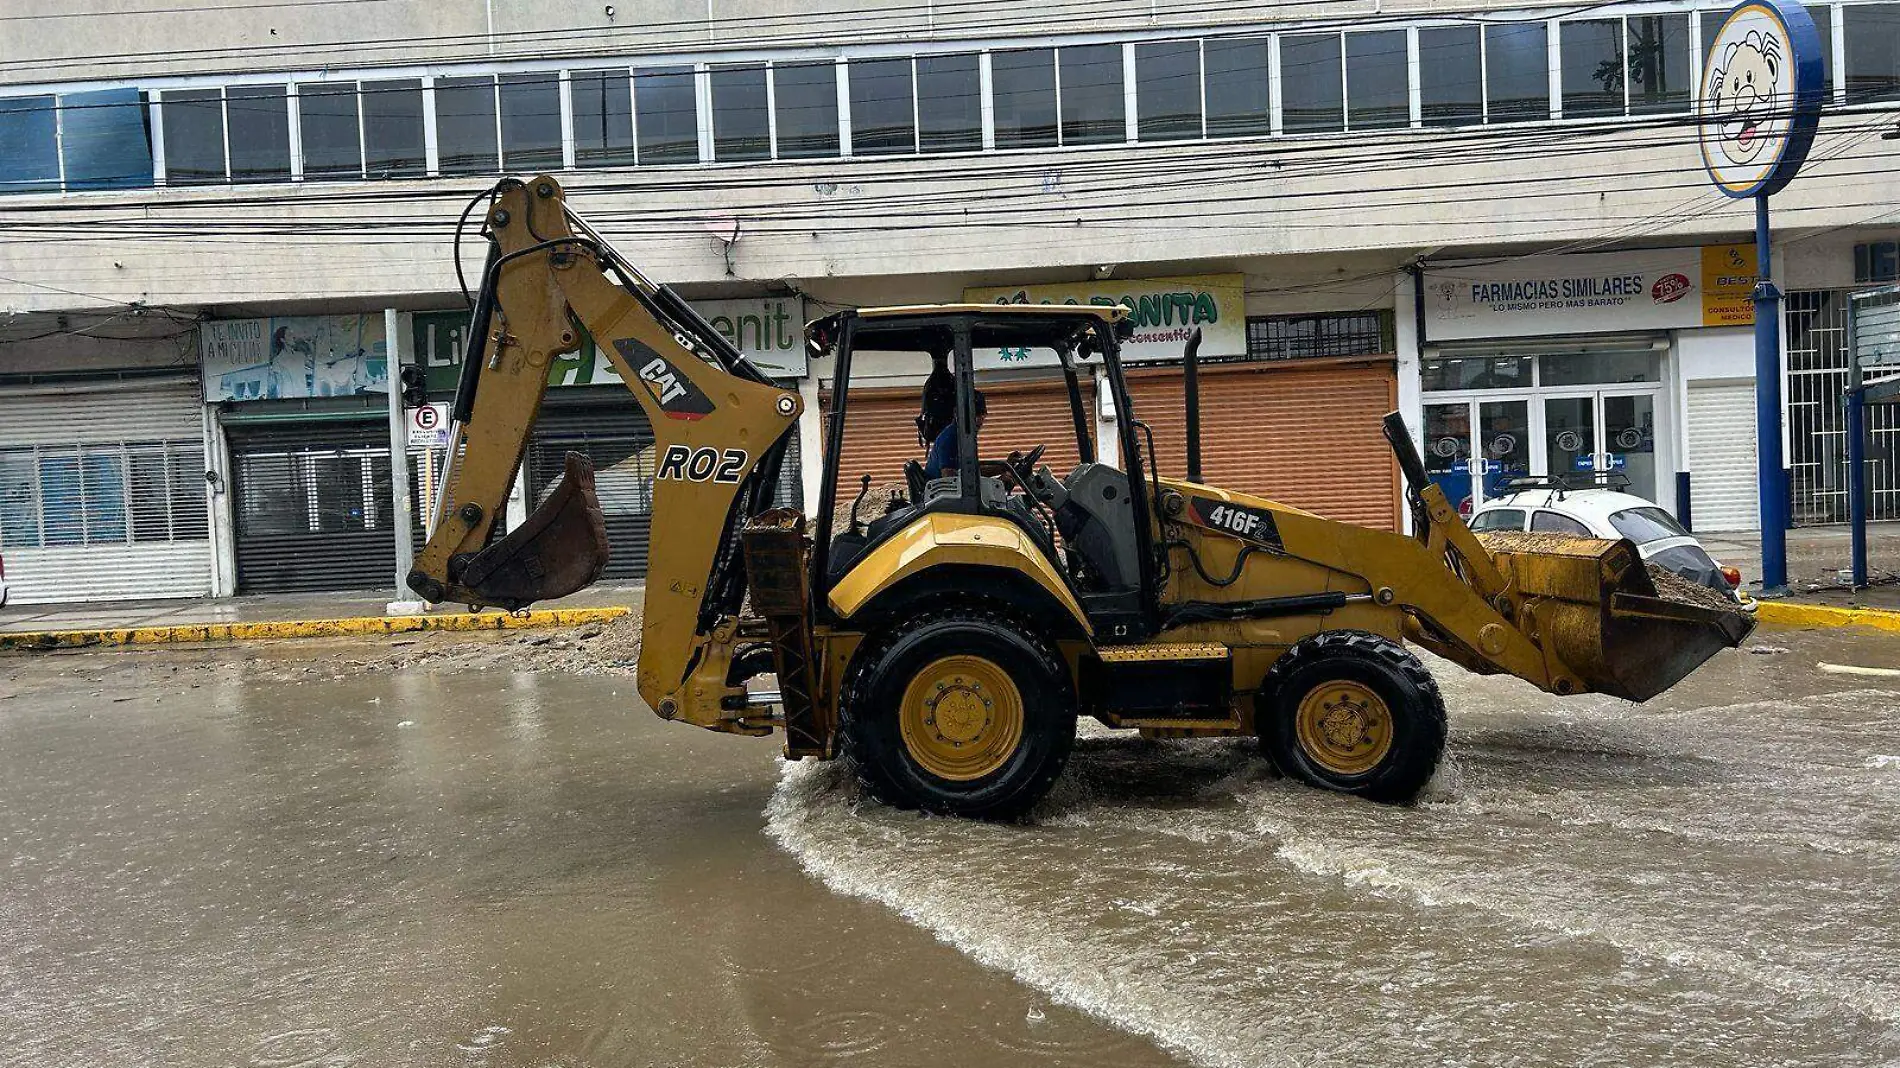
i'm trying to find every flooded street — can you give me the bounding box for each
[5,626,1899,1067]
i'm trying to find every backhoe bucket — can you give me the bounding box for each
[454,451,610,609]
[1478,532,1756,702]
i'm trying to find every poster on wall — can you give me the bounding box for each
[1423,246,1755,341]
[1699,243,1759,327]
[201,315,389,402]
[961,274,1246,368]
[410,295,808,392]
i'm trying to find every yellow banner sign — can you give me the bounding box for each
[963,273,1246,365]
[1701,244,1758,328]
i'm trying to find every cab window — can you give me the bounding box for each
[1608,505,1688,544]
[1468,508,1526,532]
[1531,510,1593,535]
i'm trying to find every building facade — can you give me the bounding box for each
[4,0,1900,603]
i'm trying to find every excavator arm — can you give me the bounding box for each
[409,176,801,732]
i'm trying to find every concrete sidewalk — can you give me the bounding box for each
[1,585,643,636]
[8,524,1900,644]
[1699,522,1900,611]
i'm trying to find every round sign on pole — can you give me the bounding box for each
[1699,0,1825,199]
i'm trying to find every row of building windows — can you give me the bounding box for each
[1,2,1895,193]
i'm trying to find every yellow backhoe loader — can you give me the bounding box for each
[409,177,1753,819]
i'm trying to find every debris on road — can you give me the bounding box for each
[1817,662,1900,677]
[252,611,644,680]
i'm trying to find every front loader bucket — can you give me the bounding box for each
[1478,532,1756,702]
[454,451,610,609]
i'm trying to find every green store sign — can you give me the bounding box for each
[411,296,807,390]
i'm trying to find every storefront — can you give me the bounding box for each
[822,275,1400,529]
[413,295,807,583]
[221,405,404,592]
[828,376,1095,502]
[1125,356,1399,529]
[0,369,215,604]
[1419,246,1758,524]
[203,313,400,593]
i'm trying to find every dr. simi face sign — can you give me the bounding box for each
[1700,0,1824,198]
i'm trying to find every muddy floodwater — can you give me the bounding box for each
[3,627,1898,1067]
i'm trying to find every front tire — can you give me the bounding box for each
[840,607,1076,820]
[1258,630,1446,804]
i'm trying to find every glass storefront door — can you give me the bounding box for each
[1421,343,1669,508]
[1478,400,1531,498]
[1601,392,1657,500]
[1544,391,1659,500]
[1427,399,1532,512]
[1424,402,1473,511]
[1543,396,1597,486]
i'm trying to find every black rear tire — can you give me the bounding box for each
[840,606,1075,821]
[1258,630,1446,804]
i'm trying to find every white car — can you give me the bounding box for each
[1468,478,1744,598]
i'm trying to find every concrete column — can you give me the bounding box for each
[386,308,426,615]
[1393,269,1422,535]
[202,404,238,597]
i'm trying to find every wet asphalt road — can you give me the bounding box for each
[3,626,1898,1068]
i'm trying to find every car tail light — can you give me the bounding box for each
[1719,565,1741,588]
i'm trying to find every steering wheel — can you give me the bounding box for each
[1008,444,1048,491]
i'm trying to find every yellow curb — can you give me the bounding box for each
[1753,600,1900,634]
[0,606,632,651]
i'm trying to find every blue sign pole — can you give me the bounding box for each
[1699,0,1822,594]
[1847,381,1868,587]
[1753,195,1788,594]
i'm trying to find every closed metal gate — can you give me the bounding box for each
[526,399,654,582]
[0,377,213,604]
[226,417,401,593]
[1786,289,1900,524]
[826,376,1089,488]
[1126,357,1399,529]
[525,393,804,582]
[1685,382,1760,532]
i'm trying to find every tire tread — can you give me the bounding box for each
[838,601,1074,820]
[1259,629,1447,803]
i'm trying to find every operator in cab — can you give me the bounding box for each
[926,390,985,478]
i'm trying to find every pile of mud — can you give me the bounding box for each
[250,611,646,680]
[1646,563,1746,612]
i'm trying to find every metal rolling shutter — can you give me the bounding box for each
[226,418,399,593]
[827,376,1093,491]
[769,423,804,510]
[980,378,1096,473]
[1125,358,1399,530]
[527,396,654,581]
[0,377,214,604]
[1686,382,1759,532]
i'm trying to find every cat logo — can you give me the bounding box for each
[614,338,716,420]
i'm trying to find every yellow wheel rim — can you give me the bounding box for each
[898,654,1026,782]
[1294,680,1394,776]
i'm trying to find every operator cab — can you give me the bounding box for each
[805,304,1158,637]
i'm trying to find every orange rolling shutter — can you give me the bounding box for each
[1123,356,1399,530]
[823,374,1096,490]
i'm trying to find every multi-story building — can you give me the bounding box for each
[3,0,1898,603]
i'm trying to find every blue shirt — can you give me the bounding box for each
[925,424,960,477]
